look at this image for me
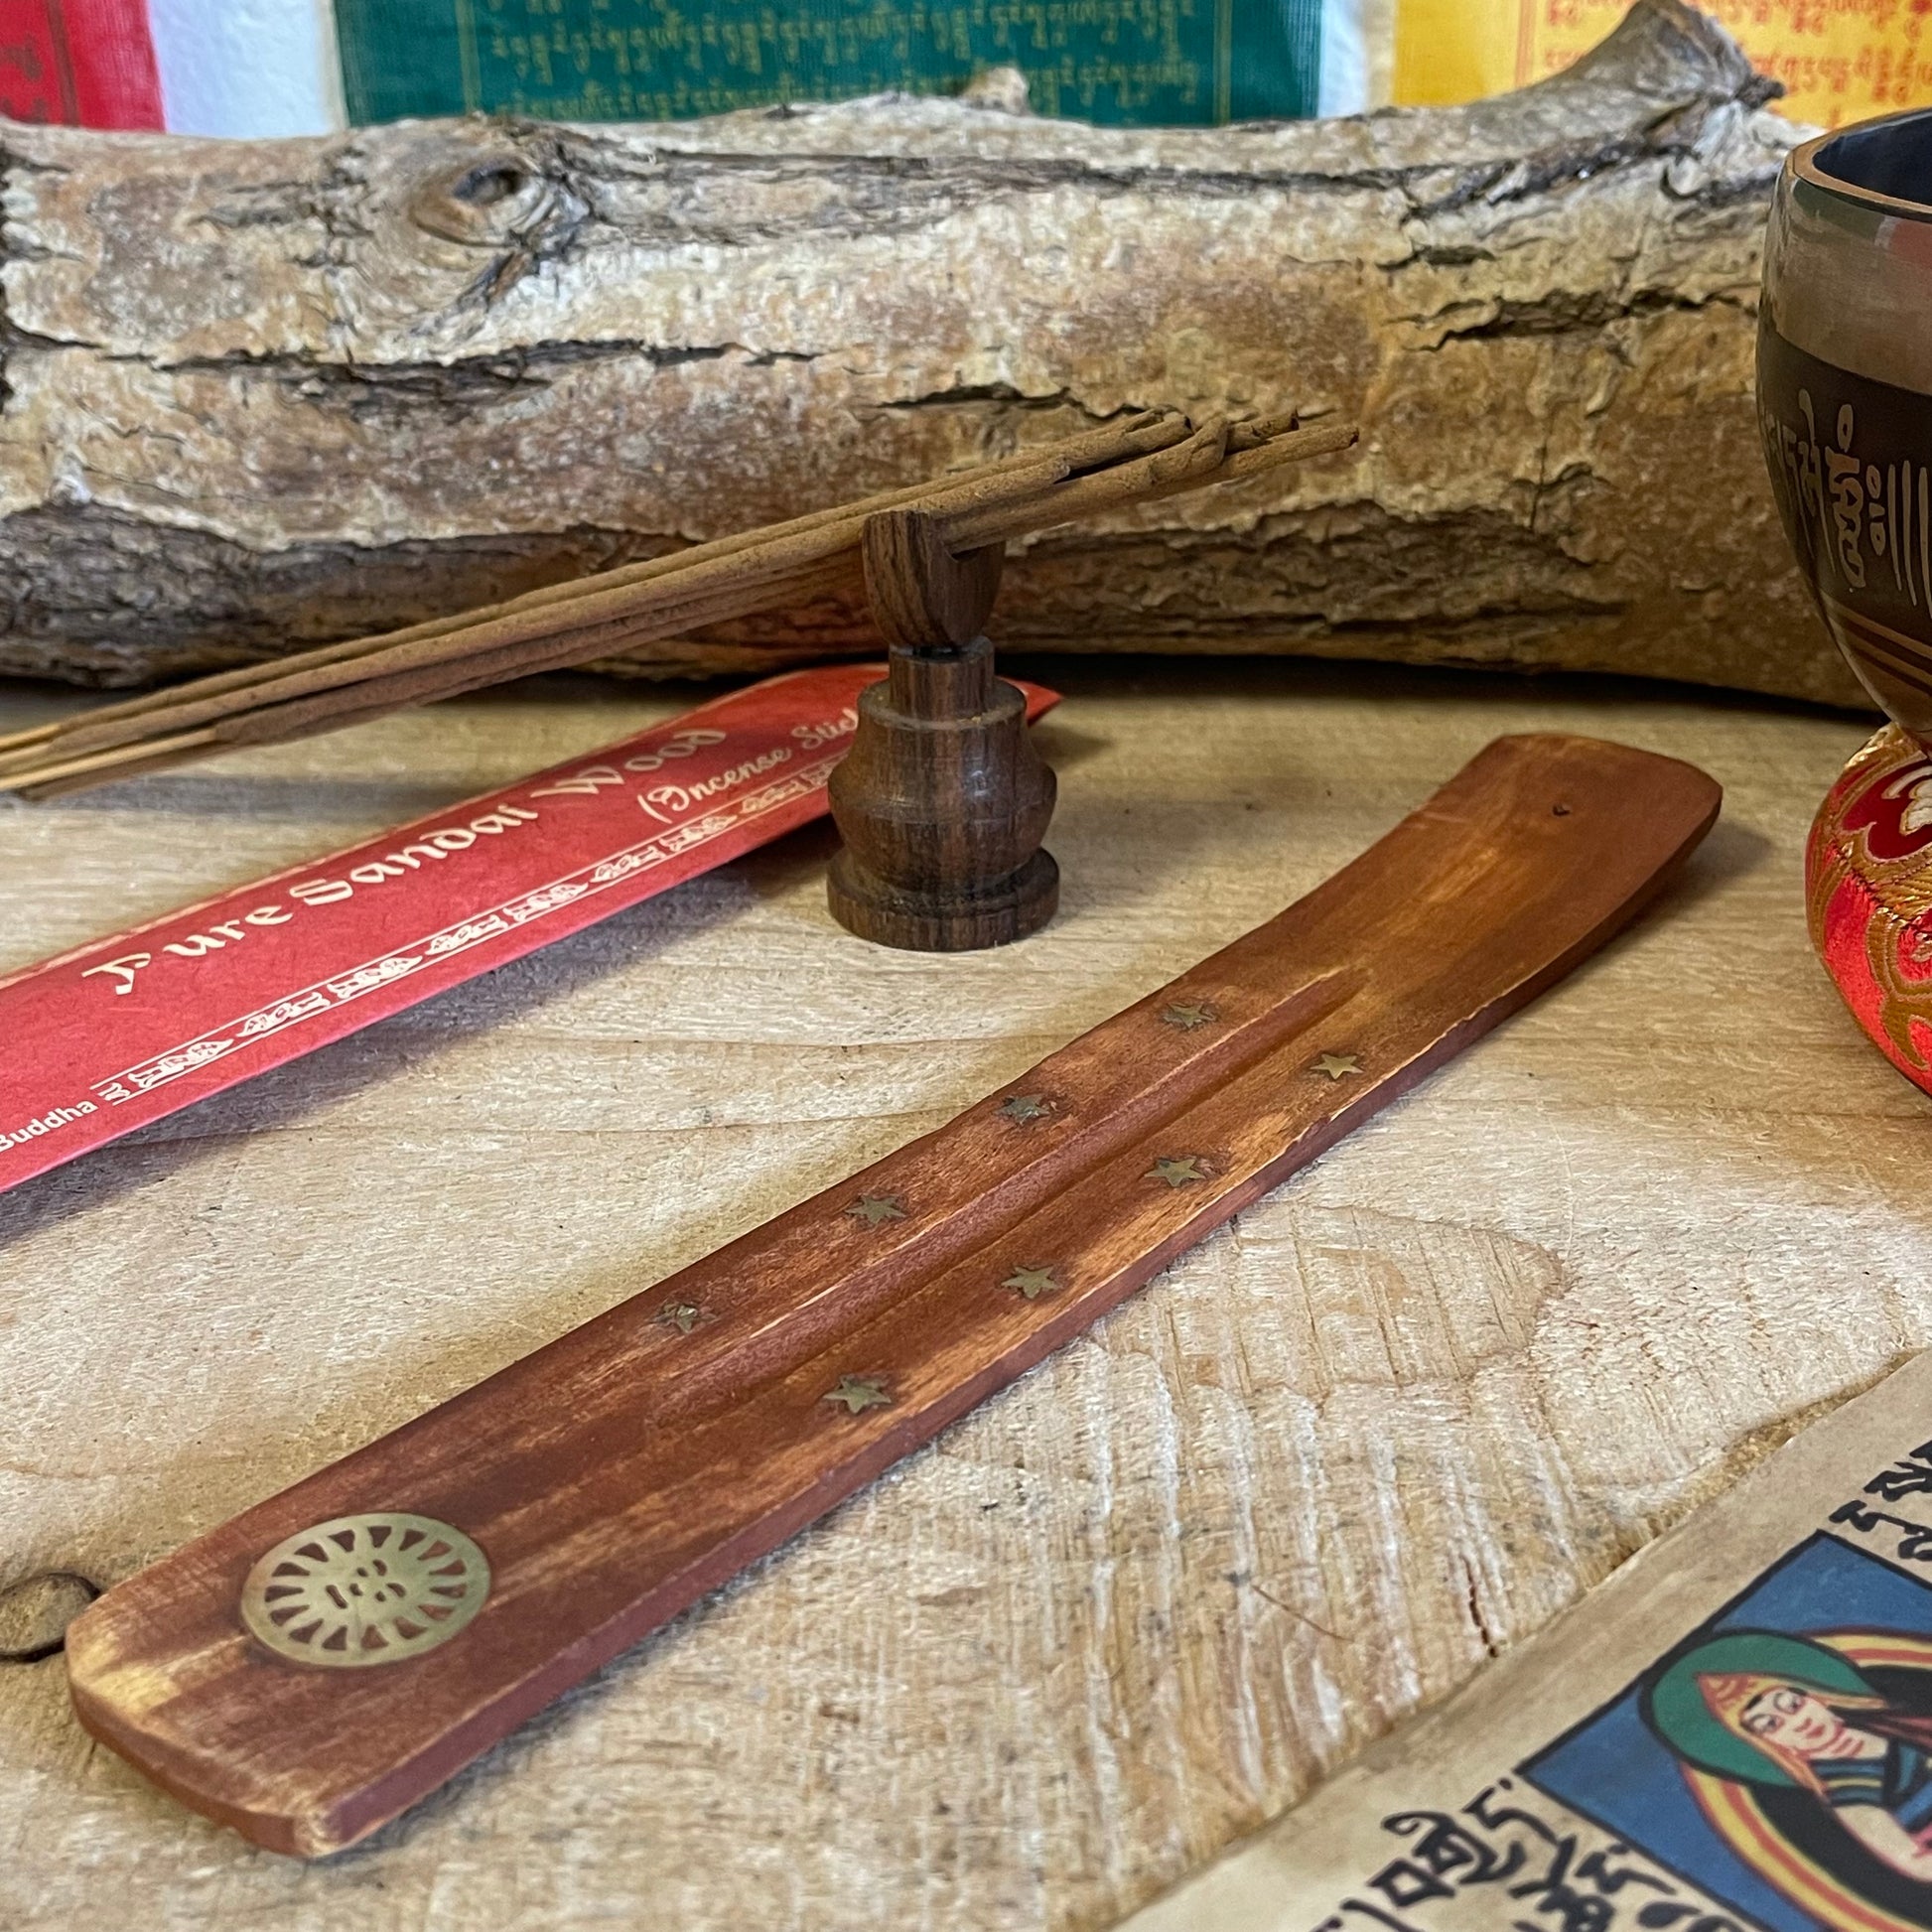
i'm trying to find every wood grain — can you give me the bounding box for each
[0,660,1907,1929]
[62,733,1719,1855]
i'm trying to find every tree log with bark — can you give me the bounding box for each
[0,0,1855,705]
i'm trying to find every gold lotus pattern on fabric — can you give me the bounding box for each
[1809,724,1932,1069]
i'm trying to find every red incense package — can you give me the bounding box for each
[0,665,1058,1197]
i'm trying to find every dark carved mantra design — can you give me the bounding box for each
[65,735,1721,1858]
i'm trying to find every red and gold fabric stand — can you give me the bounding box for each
[1809,725,1932,1095]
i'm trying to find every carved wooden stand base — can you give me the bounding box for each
[827,511,1057,952]
[827,852,1059,954]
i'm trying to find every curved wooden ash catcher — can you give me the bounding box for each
[16,400,1734,1863]
[827,509,1056,950]
[64,731,1723,1858]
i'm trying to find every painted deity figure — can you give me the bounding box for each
[1644,1628,1932,1919]
[1707,1669,1932,1874]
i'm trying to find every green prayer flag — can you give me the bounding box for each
[336,1,1322,129]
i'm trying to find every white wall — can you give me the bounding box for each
[148,0,345,136]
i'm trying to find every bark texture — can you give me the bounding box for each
[0,1,1858,703]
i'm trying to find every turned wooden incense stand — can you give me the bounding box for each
[828,510,1055,950]
[0,411,1351,954]
[65,734,1722,1857]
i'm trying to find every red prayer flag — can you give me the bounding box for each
[0,0,162,128]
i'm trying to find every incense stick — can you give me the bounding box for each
[0,412,1356,796]
[0,413,1180,765]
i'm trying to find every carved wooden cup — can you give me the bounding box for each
[826,509,1057,951]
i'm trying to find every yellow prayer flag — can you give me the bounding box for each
[1394,0,1932,130]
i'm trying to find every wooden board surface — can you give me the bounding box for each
[0,656,1915,1927]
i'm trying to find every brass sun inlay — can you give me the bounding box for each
[1311,1052,1362,1082]
[999,1094,1052,1124]
[1003,1266,1060,1302]
[846,1194,907,1229]
[1148,1156,1208,1188]
[1161,1001,1218,1032]
[239,1514,489,1670]
[823,1374,894,1415]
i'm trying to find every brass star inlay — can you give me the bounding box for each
[1148,1155,1208,1188]
[1161,1001,1218,1032]
[1311,1052,1361,1082]
[1003,1265,1060,1302]
[846,1193,907,1229]
[657,1301,703,1335]
[823,1374,893,1415]
[999,1094,1052,1124]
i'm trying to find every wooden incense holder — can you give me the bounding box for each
[828,511,1055,950]
[64,734,1721,1858]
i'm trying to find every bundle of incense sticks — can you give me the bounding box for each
[0,409,1354,799]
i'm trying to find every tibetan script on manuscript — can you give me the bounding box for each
[1126,1351,1932,1932]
